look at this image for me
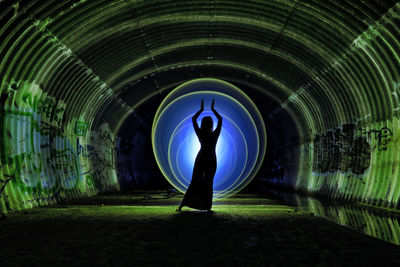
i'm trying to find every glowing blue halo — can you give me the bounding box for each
[152,78,267,199]
[169,112,249,192]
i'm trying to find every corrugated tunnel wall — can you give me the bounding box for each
[1,0,400,214]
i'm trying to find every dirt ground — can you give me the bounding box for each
[0,192,400,266]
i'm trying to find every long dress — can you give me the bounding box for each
[181,127,220,210]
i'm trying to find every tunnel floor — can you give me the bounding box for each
[1,192,400,266]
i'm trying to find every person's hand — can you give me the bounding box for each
[211,99,215,111]
[201,99,204,110]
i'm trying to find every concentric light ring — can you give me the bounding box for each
[152,78,267,199]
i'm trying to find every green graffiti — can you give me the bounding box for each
[0,81,102,214]
[75,121,89,136]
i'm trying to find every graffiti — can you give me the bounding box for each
[338,124,354,173]
[37,96,66,132]
[75,121,89,136]
[76,135,94,189]
[20,153,42,187]
[89,123,118,191]
[22,189,62,206]
[38,98,56,120]
[0,165,15,214]
[313,124,371,176]
[0,80,122,214]
[76,138,94,157]
[0,175,14,200]
[84,174,95,188]
[363,127,393,151]
[351,137,371,175]
[0,81,98,214]
[50,137,80,189]
[4,112,33,156]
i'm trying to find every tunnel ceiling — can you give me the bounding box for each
[2,0,399,142]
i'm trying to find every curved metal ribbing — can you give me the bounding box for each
[0,0,400,213]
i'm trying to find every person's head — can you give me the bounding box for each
[201,116,213,132]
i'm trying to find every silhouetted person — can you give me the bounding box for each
[177,99,222,212]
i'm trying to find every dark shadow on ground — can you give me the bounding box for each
[0,192,399,266]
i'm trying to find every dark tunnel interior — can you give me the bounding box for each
[115,76,297,191]
[1,0,400,265]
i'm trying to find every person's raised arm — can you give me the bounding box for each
[211,99,222,137]
[192,99,204,136]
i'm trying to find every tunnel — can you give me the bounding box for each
[1,0,400,265]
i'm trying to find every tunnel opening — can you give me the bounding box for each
[1,0,400,265]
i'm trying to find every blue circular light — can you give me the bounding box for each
[152,78,266,199]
